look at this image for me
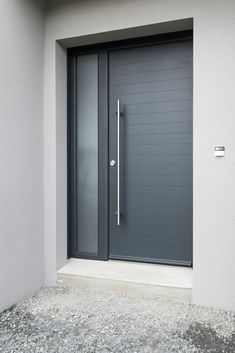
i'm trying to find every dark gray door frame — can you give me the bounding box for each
[67,30,193,262]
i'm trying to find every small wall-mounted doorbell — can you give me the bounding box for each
[214,146,225,157]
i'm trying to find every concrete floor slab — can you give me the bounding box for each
[58,258,193,288]
[57,259,193,299]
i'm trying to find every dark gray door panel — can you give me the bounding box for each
[109,40,193,266]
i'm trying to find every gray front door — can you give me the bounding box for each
[109,40,193,266]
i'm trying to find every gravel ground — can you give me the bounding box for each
[0,287,234,353]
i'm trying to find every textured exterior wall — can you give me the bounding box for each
[0,0,45,312]
[44,0,235,311]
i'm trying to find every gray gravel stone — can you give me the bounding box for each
[0,287,234,352]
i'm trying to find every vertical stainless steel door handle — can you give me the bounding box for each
[117,99,121,226]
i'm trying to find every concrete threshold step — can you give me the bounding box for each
[57,258,192,300]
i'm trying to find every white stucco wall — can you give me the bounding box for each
[44,0,235,311]
[0,0,45,312]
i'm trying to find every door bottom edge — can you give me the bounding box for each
[109,254,192,268]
